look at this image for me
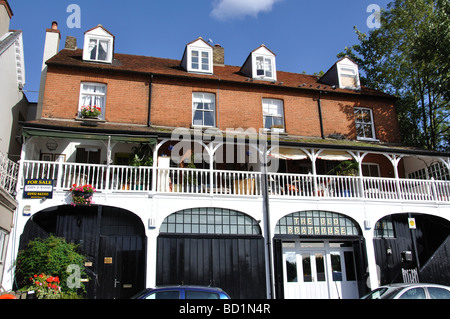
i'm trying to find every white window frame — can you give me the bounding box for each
[362,163,381,177]
[254,55,275,80]
[83,35,113,63]
[262,99,285,132]
[354,107,376,141]
[192,92,216,128]
[189,48,212,74]
[78,82,107,120]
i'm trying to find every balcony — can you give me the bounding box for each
[20,160,450,203]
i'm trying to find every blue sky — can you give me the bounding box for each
[9,0,391,102]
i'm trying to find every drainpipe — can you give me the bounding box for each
[262,142,274,299]
[315,91,325,139]
[147,74,153,127]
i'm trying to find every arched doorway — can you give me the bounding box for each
[19,205,146,299]
[273,211,366,299]
[157,207,266,299]
[373,213,450,286]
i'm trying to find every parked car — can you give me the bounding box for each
[131,285,231,299]
[362,283,450,299]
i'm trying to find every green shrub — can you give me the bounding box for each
[15,235,87,298]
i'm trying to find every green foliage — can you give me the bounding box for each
[340,0,449,151]
[15,235,87,296]
[130,143,154,166]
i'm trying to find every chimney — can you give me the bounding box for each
[36,21,61,119]
[0,0,13,37]
[41,21,61,70]
[65,36,77,50]
[213,44,224,67]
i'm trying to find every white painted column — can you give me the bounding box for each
[362,228,380,292]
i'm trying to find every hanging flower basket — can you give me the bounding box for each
[80,105,101,118]
[70,184,95,206]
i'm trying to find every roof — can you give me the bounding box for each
[0,30,21,56]
[0,0,13,19]
[46,48,394,99]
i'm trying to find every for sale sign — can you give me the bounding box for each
[23,179,53,199]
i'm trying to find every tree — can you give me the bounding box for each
[340,0,449,150]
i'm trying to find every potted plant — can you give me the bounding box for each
[80,105,101,118]
[70,184,95,206]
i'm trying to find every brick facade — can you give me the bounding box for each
[42,61,400,144]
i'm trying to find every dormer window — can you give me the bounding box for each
[320,57,361,90]
[241,45,277,82]
[82,25,114,64]
[181,38,213,74]
[338,64,360,90]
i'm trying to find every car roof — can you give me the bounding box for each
[151,285,226,291]
[380,283,450,289]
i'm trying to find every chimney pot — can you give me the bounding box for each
[51,21,58,30]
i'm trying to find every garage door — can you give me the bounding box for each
[157,208,267,299]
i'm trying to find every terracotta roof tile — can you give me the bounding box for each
[46,48,393,98]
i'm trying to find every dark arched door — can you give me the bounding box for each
[157,207,267,299]
[20,205,146,299]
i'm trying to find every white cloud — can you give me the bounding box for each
[211,0,283,21]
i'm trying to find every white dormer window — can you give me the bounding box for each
[339,65,360,90]
[83,25,114,64]
[181,38,213,74]
[320,57,361,91]
[337,58,361,90]
[241,45,277,82]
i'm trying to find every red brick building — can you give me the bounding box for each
[4,24,449,299]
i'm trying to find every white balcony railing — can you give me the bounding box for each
[20,160,450,203]
[0,152,19,195]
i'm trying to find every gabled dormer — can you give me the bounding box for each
[82,25,114,64]
[320,56,361,90]
[181,37,214,74]
[240,45,277,82]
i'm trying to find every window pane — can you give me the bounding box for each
[344,251,356,281]
[399,288,426,299]
[285,252,298,282]
[302,255,312,282]
[89,39,98,60]
[146,291,180,299]
[264,117,273,129]
[98,40,109,61]
[315,253,326,282]
[428,287,450,299]
[201,52,209,70]
[331,253,342,281]
[186,291,219,299]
